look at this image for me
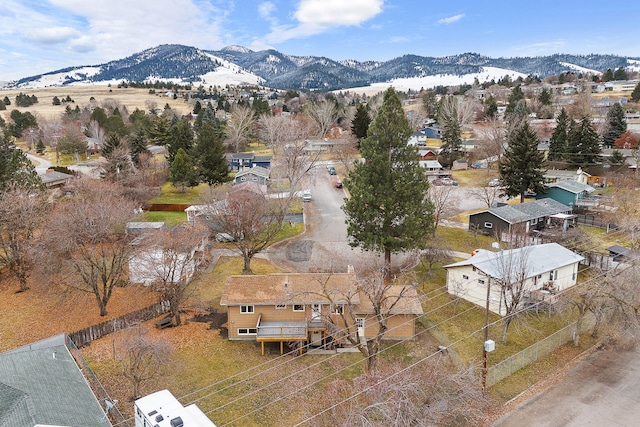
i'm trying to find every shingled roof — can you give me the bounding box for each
[0,334,111,427]
[482,199,571,224]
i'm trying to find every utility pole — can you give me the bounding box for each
[482,277,495,393]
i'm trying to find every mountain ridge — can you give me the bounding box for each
[6,44,640,91]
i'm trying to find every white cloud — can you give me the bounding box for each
[258,1,275,19]
[294,0,383,26]
[28,26,80,44]
[438,14,465,25]
[260,0,384,45]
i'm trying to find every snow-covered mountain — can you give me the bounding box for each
[5,44,639,91]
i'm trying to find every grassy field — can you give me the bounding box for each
[1,85,190,120]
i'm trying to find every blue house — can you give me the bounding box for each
[230,153,272,171]
[535,180,594,207]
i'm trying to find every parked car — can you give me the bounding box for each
[433,177,455,186]
[215,232,234,242]
[302,189,312,201]
[488,178,501,187]
[335,180,343,188]
[524,191,537,198]
[328,166,337,175]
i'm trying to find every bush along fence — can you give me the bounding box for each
[68,300,170,348]
[486,317,595,387]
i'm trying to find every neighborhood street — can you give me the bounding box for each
[493,346,640,426]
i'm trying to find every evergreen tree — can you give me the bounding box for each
[342,88,434,274]
[632,81,640,102]
[351,103,371,144]
[485,95,498,118]
[566,116,601,167]
[499,121,546,203]
[537,88,552,106]
[193,100,202,115]
[609,150,625,165]
[251,98,270,116]
[90,107,108,127]
[0,101,5,111]
[192,120,231,185]
[548,108,570,161]
[505,85,525,115]
[602,69,614,82]
[35,139,45,155]
[422,89,438,119]
[438,95,462,168]
[8,110,38,138]
[0,136,43,192]
[52,96,61,106]
[129,131,150,165]
[2,96,10,106]
[101,133,123,158]
[603,103,627,148]
[613,67,628,81]
[169,148,198,192]
[166,119,194,164]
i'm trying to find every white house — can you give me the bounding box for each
[444,243,583,315]
[135,389,217,427]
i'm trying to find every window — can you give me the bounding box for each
[240,305,254,314]
[293,304,305,312]
[355,318,365,328]
[484,222,493,229]
[332,304,344,314]
[238,328,257,335]
[549,270,558,281]
[478,279,485,285]
[276,304,286,310]
[462,274,469,280]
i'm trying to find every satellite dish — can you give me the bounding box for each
[491,242,500,249]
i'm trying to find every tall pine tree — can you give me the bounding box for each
[193,120,231,185]
[603,103,627,148]
[351,102,371,146]
[499,121,546,203]
[166,119,194,164]
[169,148,198,192]
[548,108,570,161]
[343,88,434,275]
[566,116,601,168]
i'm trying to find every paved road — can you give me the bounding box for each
[493,346,640,427]
[26,153,52,174]
[267,167,417,273]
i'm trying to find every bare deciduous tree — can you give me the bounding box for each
[319,263,421,372]
[308,362,487,427]
[136,224,208,326]
[475,117,506,168]
[0,189,48,292]
[44,179,139,316]
[470,185,504,208]
[202,183,287,274]
[332,138,360,175]
[120,327,172,400]
[305,100,338,138]
[226,104,256,152]
[428,184,460,234]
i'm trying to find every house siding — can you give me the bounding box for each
[536,188,577,206]
[468,212,510,236]
[446,262,579,315]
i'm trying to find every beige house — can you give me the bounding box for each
[220,266,423,355]
[444,243,583,315]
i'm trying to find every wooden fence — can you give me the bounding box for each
[68,301,170,348]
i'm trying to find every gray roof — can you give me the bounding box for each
[0,334,111,427]
[444,243,584,281]
[235,166,270,178]
[38,171,74,185]
[475,199,571,224]
[549,180,595,194]
[544,169,591,179]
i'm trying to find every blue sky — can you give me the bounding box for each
[1,0,639,82]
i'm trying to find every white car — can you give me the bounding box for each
[488,178,501,187]
[302,190,312,202]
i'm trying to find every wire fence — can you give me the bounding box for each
[487,316,593,386]
[66,335,131,427]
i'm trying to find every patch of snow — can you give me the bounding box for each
[626,59,640,73]
[346,66,527,95]
[15,66,102,88]
[558,62,600,75]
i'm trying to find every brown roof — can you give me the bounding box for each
[220,272,357,306]
[220,271,423,315]
[355,285,424,315]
